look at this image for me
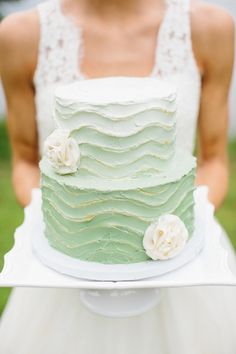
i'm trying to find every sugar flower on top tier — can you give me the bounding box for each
[143,214,189,260]
[44,129,80,175]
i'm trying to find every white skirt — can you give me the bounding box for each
[0,229,236,354]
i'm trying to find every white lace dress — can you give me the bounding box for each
[1,0,236,353]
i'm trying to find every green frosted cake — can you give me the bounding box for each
[40,77,196,264]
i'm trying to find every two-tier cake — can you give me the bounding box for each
[40,77,196,264]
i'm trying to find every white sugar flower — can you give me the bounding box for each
[44,129,80,175]
[143,214,189,260]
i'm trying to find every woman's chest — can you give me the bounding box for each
[78,20,161,78]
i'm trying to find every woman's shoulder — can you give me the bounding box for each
[190,1,235,74]
[191,1,234,35]
[0,10,39,78]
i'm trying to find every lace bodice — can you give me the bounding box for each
[34,0,201,155]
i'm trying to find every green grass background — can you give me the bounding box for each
[0,120,236,315]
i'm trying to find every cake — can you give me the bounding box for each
[40,77,196,264]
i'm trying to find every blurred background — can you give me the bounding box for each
[0,0,235,314]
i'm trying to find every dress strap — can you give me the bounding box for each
[166,0,190,11]
[152,0,195,78]
[34,0,81,86]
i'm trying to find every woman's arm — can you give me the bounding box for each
[0,12,39,207]
[192,3,235,209]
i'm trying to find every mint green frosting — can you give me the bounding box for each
[53,78,177,179]
[40,77,196,264]
[40,148,195,191]
[41,165,195,264]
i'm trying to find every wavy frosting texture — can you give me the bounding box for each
[40,77,196,264]
[41,167,195,264]
[54,77,177,178]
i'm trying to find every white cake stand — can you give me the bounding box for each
[0,187,236,318]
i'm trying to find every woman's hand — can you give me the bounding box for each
[192,3,235,209]
[0,11,39,207]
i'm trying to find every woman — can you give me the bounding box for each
[0,0,236,353]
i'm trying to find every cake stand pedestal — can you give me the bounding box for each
[0,187,236,317]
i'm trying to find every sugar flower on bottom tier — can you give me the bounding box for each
[143,214,189,260]
[44,129,80,175]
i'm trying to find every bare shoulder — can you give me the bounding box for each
[192,1,234,26]
[0,10,39,79]
[191,1,235,73]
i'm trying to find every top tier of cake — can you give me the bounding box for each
[52,77,177,181]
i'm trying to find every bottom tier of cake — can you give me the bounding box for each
[40,151,196,264]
